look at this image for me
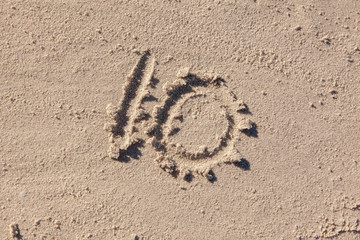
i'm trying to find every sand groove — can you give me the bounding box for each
[104,51,253,180]
[104,50,155,159]
[147,73,253,181]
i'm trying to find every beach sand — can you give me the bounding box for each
[1,1,360,239]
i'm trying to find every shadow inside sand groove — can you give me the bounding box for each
[207,170,217,183]
[242,122,258,138]
[233,158,251,171]
[115,141,144,163]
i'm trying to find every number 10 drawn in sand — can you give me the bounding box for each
[104,50,256,181]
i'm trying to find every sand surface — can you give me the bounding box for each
[1,1,360,239]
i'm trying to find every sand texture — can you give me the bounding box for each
[1,1,360,239]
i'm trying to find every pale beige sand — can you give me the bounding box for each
[1,1,360,239]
